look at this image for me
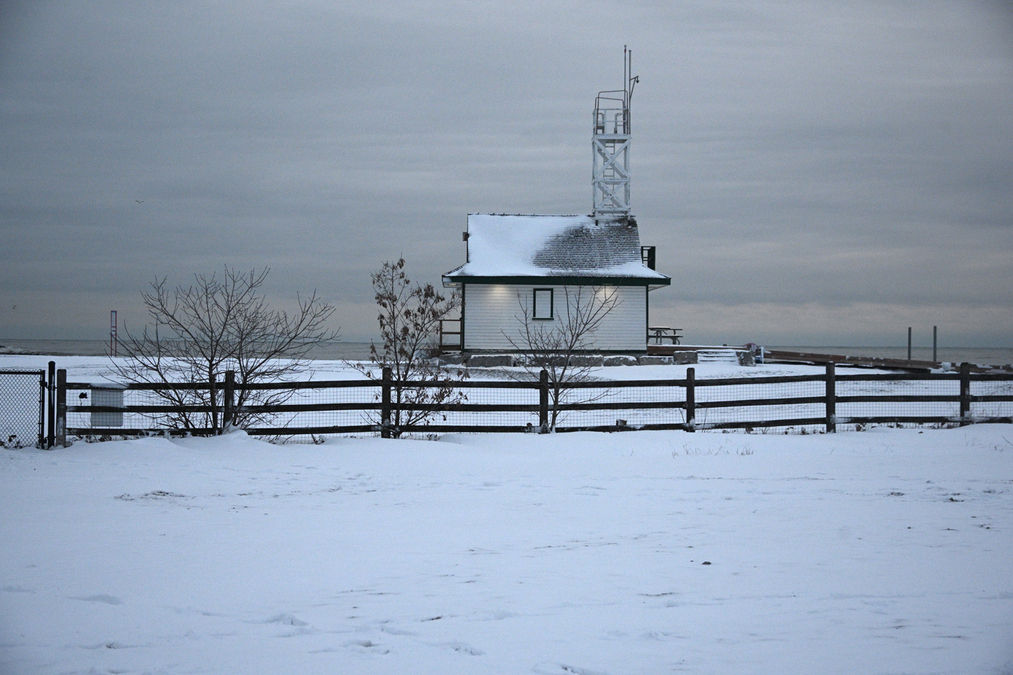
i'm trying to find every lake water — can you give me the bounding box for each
[2,339,1011,366]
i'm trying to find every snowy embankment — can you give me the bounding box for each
[3,424,1013,674]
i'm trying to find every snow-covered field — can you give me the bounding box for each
[3,420,1013,674]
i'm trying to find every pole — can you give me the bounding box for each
[538,369,549,433]
[47,361,56,448]
[825,362,836,433]
[110,310,117,357]
[55,369,67,447]
[933,325,938,362]
[222,370,235,433]
[381,366,392,438]
[959,362,971,425]
[685,367,695,432]
[907,327,912,361]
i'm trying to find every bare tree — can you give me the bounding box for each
[114,267,338,432]
[354,258,466,437]
[505,285,621,429]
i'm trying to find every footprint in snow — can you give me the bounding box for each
[2,586,34,594]
[442,641,484,656]
[263,613,307,626]
[259,613,316,637]
[80,641,132,650]
[71,594,123,605]
[345,639,391,654]
[533,663,609,675]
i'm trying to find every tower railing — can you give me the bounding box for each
[593,91,629,135]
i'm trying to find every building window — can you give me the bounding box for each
[533,288,553,320]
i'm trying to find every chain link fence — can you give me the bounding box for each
[0,370,45,448]
[695,375,827,433]
[555,380,686,430]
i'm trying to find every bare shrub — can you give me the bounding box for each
[354,258,466,437]
[114,267,338,433]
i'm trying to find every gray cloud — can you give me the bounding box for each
[1,0,1011,346]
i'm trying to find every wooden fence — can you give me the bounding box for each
[55,363,1013,445]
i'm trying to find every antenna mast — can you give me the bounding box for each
[592,47,638,218]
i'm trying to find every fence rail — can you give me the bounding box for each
[47,362,1013,445]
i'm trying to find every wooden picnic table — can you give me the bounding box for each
[648,327,682,345]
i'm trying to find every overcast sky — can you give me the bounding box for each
[2,1,1011,347]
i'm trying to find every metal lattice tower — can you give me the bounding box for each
[593,47,639,218]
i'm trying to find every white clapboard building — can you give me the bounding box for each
[441,49,670,354]
[441,214,669,353]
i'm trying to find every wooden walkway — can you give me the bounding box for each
[764,350,1011,373]
[645,346,1011,373]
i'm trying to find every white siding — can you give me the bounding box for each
[463,284,647,352]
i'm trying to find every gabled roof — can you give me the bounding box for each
[443,214,670,286]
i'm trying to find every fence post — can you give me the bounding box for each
[959,362,971,425]
[222,370,235,433]
[381,366,392,438]
[538,369,549,433]
[55,369,67,447]
[825,362,836,433]
[47,361,56,448]
[685,367,695,432]
[36,370,45,448]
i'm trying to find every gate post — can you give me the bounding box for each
[47,361,56,448]
[825,362,836,433]
[959,362,971,425]
[36,370,45,448]
[685,367,696,432]
[538,369,549,433]
[222,370,235,433]
[55,369,67,447]
[381,366,392,438]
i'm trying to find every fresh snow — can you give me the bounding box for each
[446,213,668,280]
[3,420,1013,674]
[459,214,583,277]
[2,353,1012,673]
[0,353,836,384]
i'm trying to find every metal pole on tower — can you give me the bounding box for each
[110,310,117,357]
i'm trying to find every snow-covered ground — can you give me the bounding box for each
[3,420,1012,674]
[0,353,770,382]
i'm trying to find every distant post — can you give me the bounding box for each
[110,310,117,357]
[933,326,938,363]
[907,327,912,361]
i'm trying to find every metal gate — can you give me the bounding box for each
[0,369,45,448]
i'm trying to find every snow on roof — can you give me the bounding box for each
[444,214,670,282]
